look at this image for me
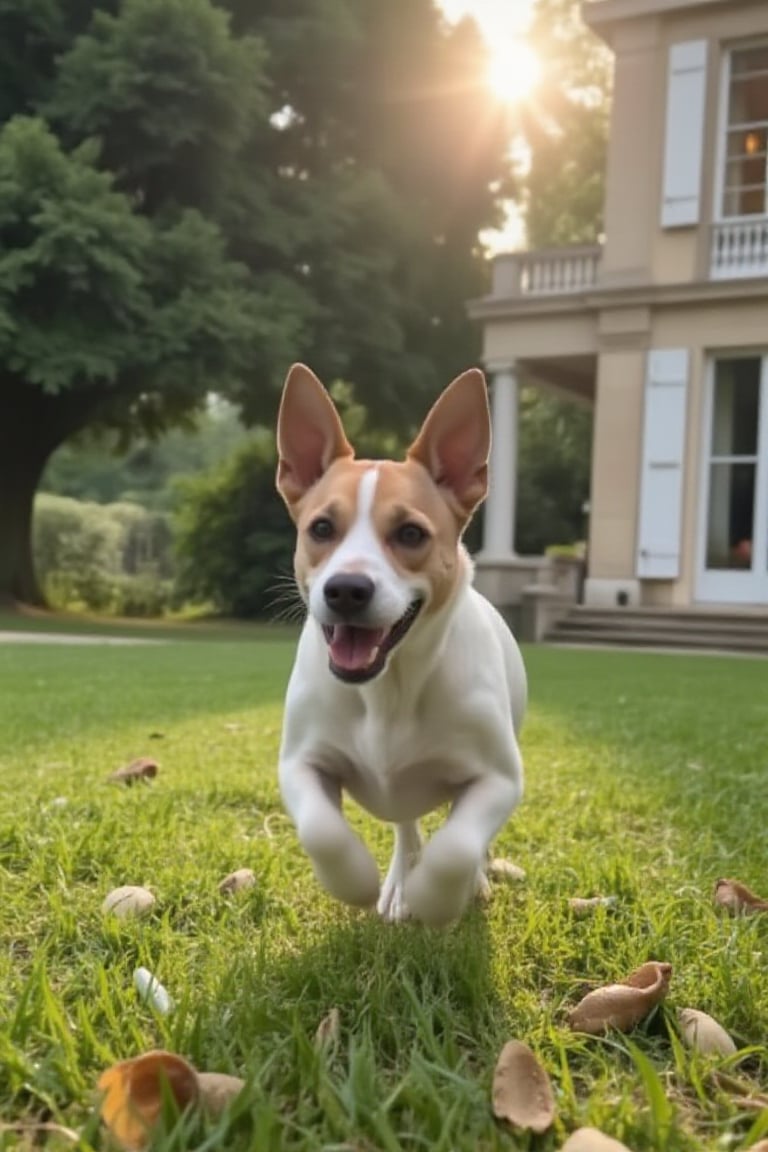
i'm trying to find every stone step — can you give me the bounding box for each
[559,613,768,637]
[546,619,768,654]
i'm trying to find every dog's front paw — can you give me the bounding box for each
[377,878,411,923]
[304,827,380,908]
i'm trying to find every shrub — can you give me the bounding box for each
[173,432,295,618]
[33,493,174,615]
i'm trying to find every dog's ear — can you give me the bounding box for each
[407,368,490,521]
[276,364,354,507]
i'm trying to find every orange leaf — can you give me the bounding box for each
[97,1050,199,1151]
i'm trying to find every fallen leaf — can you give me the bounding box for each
[314,1007,341,1050]
[491,1040,555,1133]
[109,758,159,785]
[568,961,672,1034]
[196,1072,245,1117]
[679,1008,736,1056]
[488,858,526,882]
[102,886,155,920]
[218,868,256,895]
[568,896,619,915]
[98,1051,199,1151]
[133,967,174,1015]
[561,1128,633,1151]
[713,878,768,915]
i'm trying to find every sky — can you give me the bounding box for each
[438,1,538,250]
[439,0,536,40]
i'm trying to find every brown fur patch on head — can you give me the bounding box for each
[290,459,367,597]
[370,459,466,615]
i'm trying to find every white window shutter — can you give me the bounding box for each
[661,40,708,228]
[636,349,689,579]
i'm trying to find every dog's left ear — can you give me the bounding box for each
[407,368,490,521]
[276,363,354,508]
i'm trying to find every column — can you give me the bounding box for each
[482,362,518,557]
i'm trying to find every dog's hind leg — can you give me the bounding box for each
[377,822,422,922]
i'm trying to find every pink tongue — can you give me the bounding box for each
[329,625,386,671]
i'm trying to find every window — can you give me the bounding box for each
[721,45,768,218]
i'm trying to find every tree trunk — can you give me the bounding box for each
[0,383,99,608]
[0,441,54,607]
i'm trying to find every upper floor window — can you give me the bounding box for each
[722,45,768,218]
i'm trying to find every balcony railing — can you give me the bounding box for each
[710,218,768,280]
[492,245,602,298]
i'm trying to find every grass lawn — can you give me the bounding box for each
[1,632,768,1151]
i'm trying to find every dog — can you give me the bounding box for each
[275,363,526,926]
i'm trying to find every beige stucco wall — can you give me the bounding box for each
[588,296,768,607]
[483,310,598,364]
[603,3,768,289]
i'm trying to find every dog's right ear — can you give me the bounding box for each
[276,363,354,508]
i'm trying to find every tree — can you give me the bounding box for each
[1,0,513,606]
[511,0,611,552]
[0,0,306,605]
[523,0,612,247]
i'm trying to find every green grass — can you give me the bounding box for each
[1,634,768,1151]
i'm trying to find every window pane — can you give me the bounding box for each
[723,185,767,216]
[706,463,755,569]
[726,128,767,160]
[711,358,760,457]
[731,46,768,76]
[728,75,768,125]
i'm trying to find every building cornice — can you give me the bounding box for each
[582,0,766,44]
[467,276,768,322]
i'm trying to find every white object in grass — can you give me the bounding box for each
[133,967,174,1015]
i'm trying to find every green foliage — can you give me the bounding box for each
[524,0,612,247]
[42,400,250,509]
[510,0,609,554]
[173,433,293,619]
[516,389,592,554]
[33,493,173,614]
[2,0,515,605]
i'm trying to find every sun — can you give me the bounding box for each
[487,38,541,105]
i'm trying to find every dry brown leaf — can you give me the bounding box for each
[491,1040,555,1133]
[561,1128,633,1151]
[314,1007,341,1050]
[568,896,619,915]
[568,961,672,1035]
[488,858,526,882]
[109,758,159,785]
[102,886,155,919]
[713,878,768,915]
[196,1072,246,1117]
[97,1050,200,1151]
[679,1008,737,1056]
[745,1142,768,1151]
[218,868,256,895]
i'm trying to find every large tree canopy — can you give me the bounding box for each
[1,0,511,605]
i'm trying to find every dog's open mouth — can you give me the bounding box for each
[322,599,423,683]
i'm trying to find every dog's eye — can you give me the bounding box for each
[395,522,429,548]
[308,516,335,542]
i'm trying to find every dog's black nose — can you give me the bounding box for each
[324,573,375,616]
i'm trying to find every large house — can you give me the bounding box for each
[469,0,768,647]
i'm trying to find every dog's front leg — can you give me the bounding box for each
[280,759,380,908]
[404,772,521,927]
[377,822,422,922]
